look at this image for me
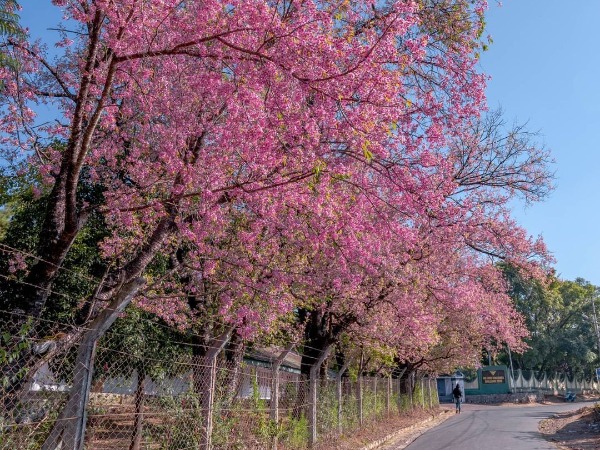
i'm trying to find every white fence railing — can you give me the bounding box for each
[508,369,599,394]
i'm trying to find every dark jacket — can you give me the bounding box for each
[452,385,462,399]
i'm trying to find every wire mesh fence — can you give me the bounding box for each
[0,311,439,449]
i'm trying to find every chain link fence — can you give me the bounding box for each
[0,311,439,449]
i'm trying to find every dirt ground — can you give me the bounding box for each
[542,394,600,405]
[539,404,600,450]
[315,406,453,450]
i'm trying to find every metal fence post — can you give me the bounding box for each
[374,376,378,418]
[336,362,349,435]
[396,376,402,412]
[130,368,146,450]
[428,378,432,409]
[395,369,405,412]
[309,346,332,448]
[408,376,413,411]
[40,279,145,450]
[357,352,364,426]
[201,329,233,450]
[386,375,391,417]
[358,373,364,426]
[271,344,294,450]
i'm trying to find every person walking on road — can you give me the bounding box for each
[453,383,462,414]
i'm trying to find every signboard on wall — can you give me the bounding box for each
[481,369,506,384]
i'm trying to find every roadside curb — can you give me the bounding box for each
[359,411,451,450]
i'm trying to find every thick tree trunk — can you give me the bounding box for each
[2,215,175,419]
[393,368,406,412]
[299,309,333,377]
[22,176,83,318]
[223,334,245,404]
[41,278,144,450]
[20,11,106,320]
[295,310,332,420]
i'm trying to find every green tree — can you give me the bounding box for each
[499,264,599,377]
[95,308,191,450]
[0,0,24,69]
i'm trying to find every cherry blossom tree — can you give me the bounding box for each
[0,1,555,448]
[0,0,488,324]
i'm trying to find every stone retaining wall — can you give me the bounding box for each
[465,392,544,404]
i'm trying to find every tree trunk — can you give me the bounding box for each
[2,215,175,418]
[223,334,245,405]
[296,309,334,419]
[129,367,146,450]
[394,368,406,412]
[22,184,83,319]
[41,278,144,450]
[299,309,339,375]
[21,11,107,320]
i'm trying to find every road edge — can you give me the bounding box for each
[359,410,453,450]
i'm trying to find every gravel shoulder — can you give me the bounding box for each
[314,407,453,450]
[539,404,600,450]
[375,407,453,450]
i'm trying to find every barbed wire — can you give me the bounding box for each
[0,244,402,364]
[0,273,333,364]
[0,308,332,369]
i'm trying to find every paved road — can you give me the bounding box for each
[403,402,595,450]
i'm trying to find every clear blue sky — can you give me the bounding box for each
[18,2,600,284]
[481,1,600,285]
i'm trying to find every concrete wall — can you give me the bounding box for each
[465,365,510,395]
[465,392,544,404]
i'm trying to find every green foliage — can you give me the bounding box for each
[412,382,425,408]
[0,185,108,324]
[397,393,412,412]
[0,406,59,450]
[0,206,10,240]
[95,307,192,382]
[316,382,338,434]
[361,382,387,420]
[0,1,21,36]
[0,318,31,388]
[150,392,203,450]
[0,0,24,72]
[499,264,600,376]
[282,415,308,449]
[249,372,278,441]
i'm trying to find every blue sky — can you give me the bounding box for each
[17,2,600,284]
[481,1,600,284]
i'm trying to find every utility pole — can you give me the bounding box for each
[507,344,515,384]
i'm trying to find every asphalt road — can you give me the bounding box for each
[403,402,596,450]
